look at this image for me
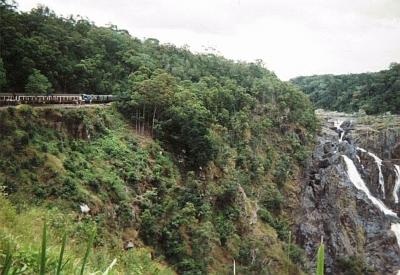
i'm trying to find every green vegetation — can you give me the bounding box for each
[0,1,318,273]
[291,63,400,114]
[25,68,53,94]
[336,256,375,275]
[0,191,174,274]
[0,58,6,92]
[316,239,324,275]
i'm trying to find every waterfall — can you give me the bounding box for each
[333,119,344,142]
[344,155,400,273]
[357,147,385,199]
[394,165,400,204]
[393,166,400,275]
[342,155,396,216]
[391,223,400,275]
[392,224,400,248]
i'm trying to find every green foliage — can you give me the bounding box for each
[291,63,400,114]
[80,228,95,275]
[0,58,6,91]
[258,208,289,241]
[0,192,173,274]
[274,155,291,186]
[157,97,217,169]
[39,220,47,275]
[25,69,52,94]
[55,232,67,275]
[0,1,320,273]
[336,256,375,275]
[0,102,315,273]
[316,239,324,275]
[260,184,284,211]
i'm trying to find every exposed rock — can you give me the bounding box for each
[80,203,90,214]
[295,111,400,274]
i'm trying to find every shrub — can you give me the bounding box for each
[258,208,289,241]
[336,256,375,275]
[260,185,284,211]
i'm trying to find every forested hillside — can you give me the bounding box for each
[0,1,318,274]
[291,63,400,114]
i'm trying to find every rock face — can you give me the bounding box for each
[296,112,400,274]
[43,109,92,139]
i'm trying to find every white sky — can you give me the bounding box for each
[17,0,400,80]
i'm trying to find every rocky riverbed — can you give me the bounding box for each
[295,110,400,274]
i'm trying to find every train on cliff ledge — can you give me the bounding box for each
[0,93,117,105]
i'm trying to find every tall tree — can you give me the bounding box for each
[0,58,6,91]
[25,69,52,94]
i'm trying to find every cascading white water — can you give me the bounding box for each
[342,155,396,216]
[392,224,400,248]
[343,154,400,273]
[333,119,344,142]
[391,223,400,275]
[394,165,400,204]
[357,147,366,153]
[357,147,385,199]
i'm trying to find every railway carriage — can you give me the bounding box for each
[0,93,115,105]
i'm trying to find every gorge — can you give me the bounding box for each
[296,110,400,273]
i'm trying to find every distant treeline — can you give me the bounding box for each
[291,63,400,114]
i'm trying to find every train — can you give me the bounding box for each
[0,93,116,105]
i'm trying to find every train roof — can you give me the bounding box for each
[0,93,115,96]
[0,93,82,96]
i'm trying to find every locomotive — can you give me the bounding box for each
[0,93,116,105]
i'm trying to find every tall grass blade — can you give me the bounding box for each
[287,231,291,275]
[39,220,47,275]
[56,232,67,275]
[316,237,324,275]
[79,229,95,275]
[1,244,13,275]
[102,258,117,275]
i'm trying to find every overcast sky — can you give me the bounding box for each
[17,0,400,80]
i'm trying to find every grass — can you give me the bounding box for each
[0,192,174,274]
[39,220,47,275]
[316,237,325,275]
[55,232,67,275]
[79,228,95,275]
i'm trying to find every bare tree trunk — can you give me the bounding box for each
[152,106,157,137]
[142,105,146,135]
[135,108,138,132]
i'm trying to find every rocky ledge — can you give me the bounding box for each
[295,110,400,274]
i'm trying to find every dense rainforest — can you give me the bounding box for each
[0,1,318,274]
[291,63,400,115]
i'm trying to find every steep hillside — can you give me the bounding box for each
[0,103,315,274]
[291,63,400,115]
[0,1,319,274]
[0,106,176,274]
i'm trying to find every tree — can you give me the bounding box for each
[0,58,6,91]
[25,69,52,94]
[157,92,217,170]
